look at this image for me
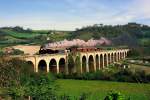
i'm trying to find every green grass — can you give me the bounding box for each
[2,29,40,39]
[56,79,150,100]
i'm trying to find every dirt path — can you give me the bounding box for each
[12,45,41,55]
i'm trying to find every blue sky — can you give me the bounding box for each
[0,0,150,30]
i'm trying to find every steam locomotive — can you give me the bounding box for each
[39,46,67,54]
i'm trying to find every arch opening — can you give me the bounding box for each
[82,56,87,73]
[118,52,120,61]
[38,60,47,72]
[111,53,114,63]
[88,55,94,72]
[114,53,117,62]
[49,59,57,73]
[123,52,125,59]
[96,54,99,70]
[59,58,66,74]
[100,54,103,68]
[120,52,122,59]
[27,61,34,72]
[104,54,107,67]
[108,54,111,65]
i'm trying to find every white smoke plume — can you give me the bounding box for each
[44,37,111,49]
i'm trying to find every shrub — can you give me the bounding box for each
[56,68,150,83]
[104,91,125,100]
[113,69,134,82]
[133,70,148,83]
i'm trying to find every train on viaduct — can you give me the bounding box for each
[15,47,129,74]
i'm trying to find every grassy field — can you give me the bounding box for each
[1,29,41,39]
[56,79,150,100]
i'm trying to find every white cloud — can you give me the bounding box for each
[130,0,150,19]
[1,0,150,30]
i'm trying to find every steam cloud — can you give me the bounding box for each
[44,37,111,49]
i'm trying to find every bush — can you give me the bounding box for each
[133,70,148,83]
[104,91,125,100]
[56,69,150,83]
[114,69,134,82]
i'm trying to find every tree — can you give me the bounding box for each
[0,58,32,88]
[8,73,57,100]
[0,58,57,99]
[75,55,81,74]
[68,54,75,73]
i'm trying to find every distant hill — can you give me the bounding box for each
[0,26,70,47]
[0,23,150,55]
[68,23,150,48]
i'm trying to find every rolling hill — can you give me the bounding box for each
[0,23,150,55]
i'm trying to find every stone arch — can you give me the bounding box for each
[38,60,47,72]
[122,52,125,59]
[124,52,127,57]
[27,61,34,72]
[88,55,94,72]
[49,59,57,73]
[118,52,120,60]
[111,53,114,63]
[120,52,123,59]
[125,51,128,57]
[96,54,99,70]
[100,54,103,68]
[114,53,117,62]
[104,54,107,67]
[119,52,121,60]
[59,58,66,73]
[82,56,87,73]
[108,53,111,64]
[68,55,75,74]
[124,52,126,58]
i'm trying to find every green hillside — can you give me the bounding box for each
[68,23,150,55]
[0,23,150,55]
[69,23,150,44]
[0,27,70,47]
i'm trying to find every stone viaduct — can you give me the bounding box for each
[17,49,129,74]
